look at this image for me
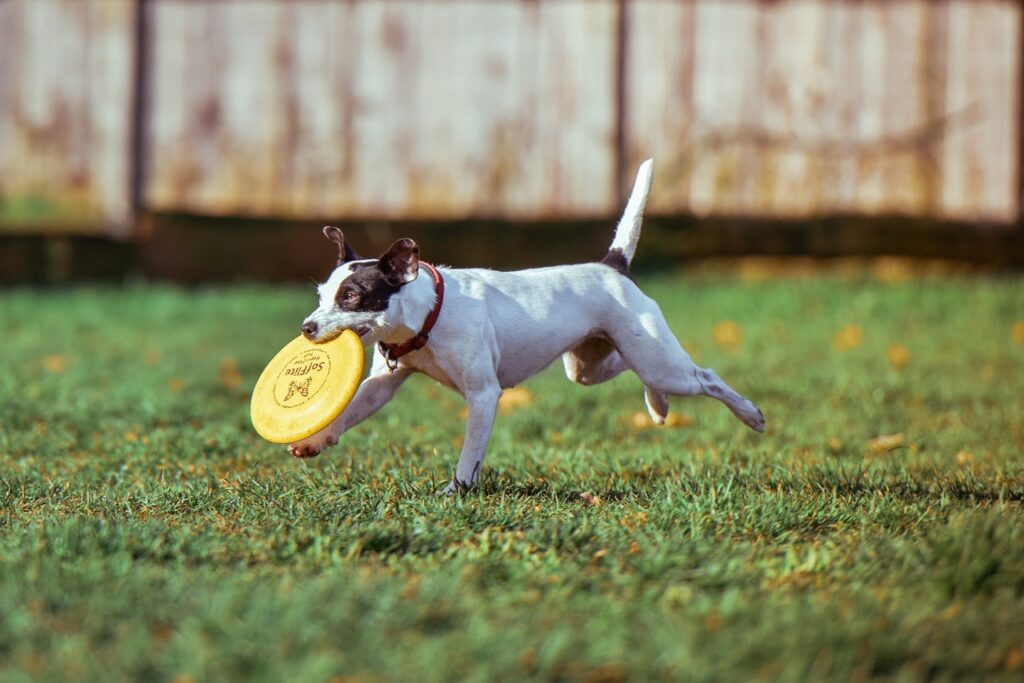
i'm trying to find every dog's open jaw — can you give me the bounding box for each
[302,235,423,345]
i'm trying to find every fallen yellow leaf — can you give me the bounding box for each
[1006,647,1024,672]
[218,357,242,389]
[665,413,694,428]
[705,611,723,632]
[833,325,863,351]
[713,321,743,350]
[955,450,974,466]
[887,344,910,369]
[631,411,694,430]
[619,511,648,529]
[168,377,186,392]
[631,411,652,429]
[42,354,67,373]
[498,386,533,414]
[868,433,905,455]
[1013,322,1024,345]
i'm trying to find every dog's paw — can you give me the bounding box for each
[287,432,338,459]
[744,405,767,433]
[438,479,474,496]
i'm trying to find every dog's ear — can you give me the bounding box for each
[322,226,359,264]
[378,238,419,286]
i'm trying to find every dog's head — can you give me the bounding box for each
[301,226,420,344]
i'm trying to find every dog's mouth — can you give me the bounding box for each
[309,324,373,345]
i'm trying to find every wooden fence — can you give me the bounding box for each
[0,0,1020,237]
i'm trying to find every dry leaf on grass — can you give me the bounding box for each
[498,386,533,414]
[218,357,243,389]
[887,344,910,369]
[713,321,743,350]
[42,354,67,373]
[664,413,695,428]
[867,433,905,455]
[955,450,974,466]
[1013,322,1024,345]
[630,411,694,430]
[833,325,863,351]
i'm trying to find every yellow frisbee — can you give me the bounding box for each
[250,330,365,444]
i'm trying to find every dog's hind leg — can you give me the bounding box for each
[562,337,626,386]
[564,336,671,424]
[690,366,765,432]
[610,306,766,432]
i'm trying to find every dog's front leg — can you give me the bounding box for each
[288,364,412,459]
[444,384,502,494]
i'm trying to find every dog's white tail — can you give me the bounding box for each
[608,158,654,264]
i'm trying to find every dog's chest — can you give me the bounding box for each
[400,352,460,393]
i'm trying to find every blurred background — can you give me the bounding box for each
[1,0,1022,283]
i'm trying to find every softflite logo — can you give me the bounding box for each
[273,348,331,408]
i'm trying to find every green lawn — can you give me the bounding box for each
[1,268,1023,682]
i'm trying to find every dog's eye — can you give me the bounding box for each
[343,290,360,303]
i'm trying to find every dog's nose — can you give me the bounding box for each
[301,321,318,339]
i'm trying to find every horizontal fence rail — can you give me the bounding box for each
[0,0,1020,237]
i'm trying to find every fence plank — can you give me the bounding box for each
[0,0,135,235]
[144,0,619,219]
[941,2,1020,220]
[626,0,1020,223]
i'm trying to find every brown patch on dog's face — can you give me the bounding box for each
[303,237,422,343]
[332,238,421,312]
[334,262,403,313]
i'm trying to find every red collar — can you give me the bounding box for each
[378,262,444,371]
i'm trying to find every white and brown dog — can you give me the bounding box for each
[291,160,765,493]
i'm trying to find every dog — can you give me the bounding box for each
[289,160,765,493]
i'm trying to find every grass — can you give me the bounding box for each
[1,266,1023,682]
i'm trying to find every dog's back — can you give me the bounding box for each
[428,161,657,387]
